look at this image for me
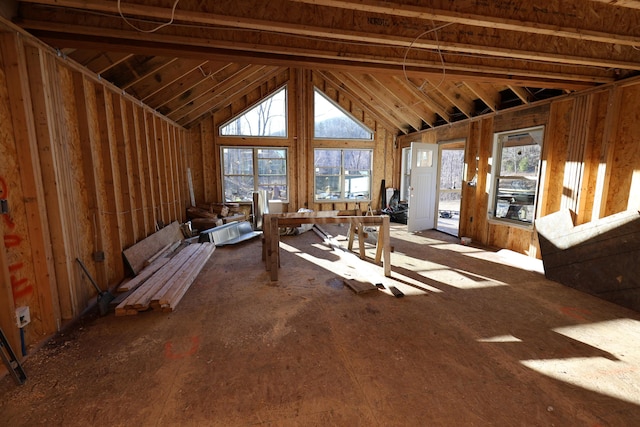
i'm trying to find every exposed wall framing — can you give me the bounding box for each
[187,68,395,214]
[398,79,640,257]
[0,29,188,356]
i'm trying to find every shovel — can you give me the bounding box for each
[75,258,115,316]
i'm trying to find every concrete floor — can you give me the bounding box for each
[2,224,640,426]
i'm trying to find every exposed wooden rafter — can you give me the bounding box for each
[11,0,640,131]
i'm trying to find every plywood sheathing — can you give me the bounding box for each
[0,28,189,355]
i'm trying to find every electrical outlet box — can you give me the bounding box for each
[16,306,30,328]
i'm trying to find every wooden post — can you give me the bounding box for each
[95,86,125,281]
[382,215,391,277]
[71,72,109,288]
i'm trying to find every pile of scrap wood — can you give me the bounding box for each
[186,203,247,231]
[115,242,214,315]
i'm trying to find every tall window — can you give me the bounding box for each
[220,86,287,137]
[490,126,544,225]
[314,149,372,201]
[222,147,287,202]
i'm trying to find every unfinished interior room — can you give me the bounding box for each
[1,0,640,425]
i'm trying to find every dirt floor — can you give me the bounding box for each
[1,223,640,426]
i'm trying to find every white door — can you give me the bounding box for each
[408,142,438,232]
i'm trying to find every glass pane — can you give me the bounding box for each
[316,167,341,175]
[494,178,536,223]
[344,150,372,169]
[258,175,287,186]
[224,176,254,202]
[416,149,433,167]
[315,176,341,199]
[258,158,286,175]
[220,87,287,137]
[258,182,287,200]
[345,175,370,199]
[314,150,341,167]
[314,89,373,140]
[223,148,253,175]
[500,135,542,177]
[258,149,286,158]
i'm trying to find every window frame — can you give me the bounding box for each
[313,88,374,141]
[313,148,373,203]
[488,126,544,228]
[221,146,289,203]
[218,85,288,138]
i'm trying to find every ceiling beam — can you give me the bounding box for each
[291,0,640,46]
[23,23,605,89]
[17,0,640,72]
[589,0,640,9]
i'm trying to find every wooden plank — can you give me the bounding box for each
[125,102,148,241]
[122,244,200,311]
[144,241,179,267]
[264,213,391,281]
[23,44,73,321]
[0,34,59,331]
[72,72,109,289]
[156,119,171,224]
[343,278,377,294]
[122,221,183,275]
[116,255,171,293]
[112,97,136,248]
[94,85,125,283]
[0,226,21,358]
[158,243,215,309]
[138,109,157,235]
[145,111,163,229]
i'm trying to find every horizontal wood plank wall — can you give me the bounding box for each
[0,30,188,354]
[397,80,640,257]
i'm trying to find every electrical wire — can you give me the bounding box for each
[117,0,181,33]
[402,21,452,96]
[44,4,614,79]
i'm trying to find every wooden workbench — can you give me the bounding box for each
[263,211,391,281]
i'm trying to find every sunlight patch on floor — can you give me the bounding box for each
[477,335,523,343]
[521,318,640,405]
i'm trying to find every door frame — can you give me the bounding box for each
[407,142,439,232]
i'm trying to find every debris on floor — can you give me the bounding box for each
[343,278,378,294]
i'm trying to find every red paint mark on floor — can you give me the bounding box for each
[560,306,591,321]
[164,336,200,360]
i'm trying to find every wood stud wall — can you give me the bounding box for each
[0,30,188,354]
[187,68,395,215]
[2,14,640,359]
[399,79,640,257]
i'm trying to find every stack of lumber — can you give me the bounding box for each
[123,221,184,275]
[115,242,215,316]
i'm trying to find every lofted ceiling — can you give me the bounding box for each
[10,0,640,133]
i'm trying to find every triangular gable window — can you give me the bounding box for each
[220,86,287,137]
[314,88,373,140]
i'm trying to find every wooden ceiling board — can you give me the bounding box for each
[12,0,640,132]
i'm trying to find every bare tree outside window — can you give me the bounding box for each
[220,86,287,137]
